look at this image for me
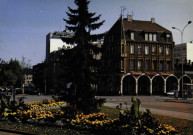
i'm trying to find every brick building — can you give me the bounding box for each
[100,15,192,95]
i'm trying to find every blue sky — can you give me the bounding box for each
[0,0,193,66]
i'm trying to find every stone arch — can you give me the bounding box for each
[137,75,150,95]
[122,74,136,95]
[152,75,164,95]
[179,74,192,91]
[166,74,178,93]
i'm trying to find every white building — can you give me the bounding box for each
[24,74,33,86]
[46,31,76,60]
[174,42,193,64]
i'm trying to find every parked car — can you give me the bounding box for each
[15,88,22,95]
[58,89,68,95]
[166,90,175,96]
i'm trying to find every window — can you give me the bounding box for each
[138,45,142,54]
[131,32,134,40]
[149,33,152,41]
[130,60,135,70]
[122,45,124,53]
[166,34,171,42]
[145,60,149,70]
[145,33,157,41]
[159,61,163,71]
[166,47,170,55]
[145,33,148,41]
[138,60,142,70]
[121,59,124,70]
[152,46,156,55]
[153,34,157,41]
[159,46,163,55]
[145,46,149,55]
[152,60,157,70]
[166,61,171,71]
[130,44,135,54]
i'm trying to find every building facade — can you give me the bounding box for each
[46,31,76,60]
[100,15,192,95]
[174,42,193,64]
[33,31,103,93]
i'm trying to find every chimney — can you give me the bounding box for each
[151,18,155,23]
[127,14,132,22]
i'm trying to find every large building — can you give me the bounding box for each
[35,30,104,93]
[46,31,76,60]
[174,42,193,64]
[100,15,192,95]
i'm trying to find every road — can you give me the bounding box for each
[14,95,193,120]
[97,96,193,120]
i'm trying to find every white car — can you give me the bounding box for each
[167,90,176,96]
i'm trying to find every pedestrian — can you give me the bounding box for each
[175,90,178,100]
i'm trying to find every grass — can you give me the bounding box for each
[100,106,193,135]
[151,114,193,135]
[0,106,192,135]
[0,120,82,135]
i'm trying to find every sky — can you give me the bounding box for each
[0,0,193,66]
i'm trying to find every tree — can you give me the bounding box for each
[0,58,22,88]
[62,0,105,113]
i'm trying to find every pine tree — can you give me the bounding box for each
[62,0,105,113]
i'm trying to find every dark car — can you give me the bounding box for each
[58,89,68,95]
[15,88,22,95]
[30,89,38,95]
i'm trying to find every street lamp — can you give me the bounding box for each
[172,21,192,99]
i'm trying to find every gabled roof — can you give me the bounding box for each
[123,19,171,33]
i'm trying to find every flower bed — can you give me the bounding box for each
[0,98,180,135]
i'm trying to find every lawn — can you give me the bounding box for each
[0,106,192,135]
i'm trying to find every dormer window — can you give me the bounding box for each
[153,34,157,41]
[166,34,171,42]
[131,32,134,40]
[145,33,148,41]
[149,33,152,41]
[145,33,157,41]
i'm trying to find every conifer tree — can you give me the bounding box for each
[62,0,105,113]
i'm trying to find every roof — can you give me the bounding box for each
[123,19,171,33]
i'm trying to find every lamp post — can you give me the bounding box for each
[172,21,192,99]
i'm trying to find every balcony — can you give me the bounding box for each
[121,53,127,57]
